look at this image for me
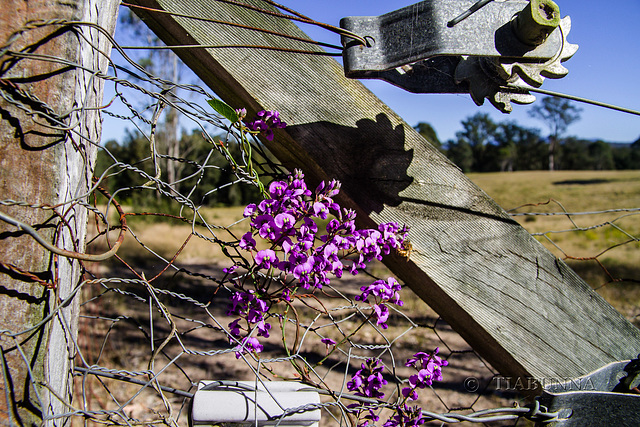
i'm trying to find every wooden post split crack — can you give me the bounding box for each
[128,0,640,388]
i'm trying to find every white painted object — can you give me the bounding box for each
[191,381,321,426]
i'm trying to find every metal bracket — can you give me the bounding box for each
[535,359,640,426]
[340,0,578,112]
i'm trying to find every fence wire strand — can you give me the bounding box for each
[0,7,637,427]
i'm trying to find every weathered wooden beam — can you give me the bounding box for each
[0,0,119,423]
[128,0,640,387]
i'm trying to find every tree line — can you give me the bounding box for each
[95,129,264,209]
[417,97,640,173]
[95,96,639,209]
[107,12,638,212]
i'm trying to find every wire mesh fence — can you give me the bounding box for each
[0,4,638,427]
[470,174,640,329]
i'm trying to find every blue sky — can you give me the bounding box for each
[106,0,640,144]
[290,0,640,144]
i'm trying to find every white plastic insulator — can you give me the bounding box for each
[190,381,321,426]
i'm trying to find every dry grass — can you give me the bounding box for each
[468,170,640,323]
[79,170,639,425]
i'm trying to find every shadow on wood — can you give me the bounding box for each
[288,114,413,213]
[127,0,640,395]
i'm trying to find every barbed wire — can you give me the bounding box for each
[0,7,637,426]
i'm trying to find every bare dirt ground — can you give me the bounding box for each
[72,171,640,426]
[77,257,526,426]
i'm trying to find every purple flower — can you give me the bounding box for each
[313,201,329,219]
[229,171,412,367]
[372,304,390,328]
[405,348,448,373]
[346,358,390,427]
[254,214,277,240]
[223,265,238,274]
[234,336,263,358]
[227,291,247,316]
[255,249,278,269]
[228,318,242,337]
[321,337,336,346]
[402,386,418,401]
[274,212,296,234]
[256,320,271,338]
[239,232,256,250]
[298,217,317,241]
[293,257,315,288]
[401,348,448,401]
[356,278,403,328]
[246,110,287,141]
[322,243,339,262]
[269,180,287,198]
[226,290,268,324]
[243,203,257,218]
[326,218,341,234]
[347,358,387,399]
[383,404,425,427]
[246,306,264,323]
[357,278,403,306]
[235,108,247,120]
[258,199,278,215]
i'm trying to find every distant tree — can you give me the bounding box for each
[612,144,633,170]
[494,122,543,171]
[95,129,262,207]
[588,140,615,170]
[455,113,498,171]
[414,122,441,149]
[446,139,473,172]
[528,96,582,171]
[177,130,263,206]
[630,138,640,169]
[558,138,591,170]
[118,10,183,189]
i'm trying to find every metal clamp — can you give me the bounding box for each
[534,358,640,426]
[340,0,578,112]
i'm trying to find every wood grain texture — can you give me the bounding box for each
[128,0,640,386]
[0,0,119,423]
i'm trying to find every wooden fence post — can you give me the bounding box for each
[0,1,119,423]
[128,0,640,391]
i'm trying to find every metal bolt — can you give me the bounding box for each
[512,0,561,46]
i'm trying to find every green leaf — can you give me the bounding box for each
[207,98,238,123]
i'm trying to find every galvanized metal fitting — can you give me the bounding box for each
[339,0,578,113]
[535,359,640,426]
[190,381,321,426]
[512,0,561,46]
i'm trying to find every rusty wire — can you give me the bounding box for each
[0,184,127,264]
[0,10,638,427]
[0,17,515,426]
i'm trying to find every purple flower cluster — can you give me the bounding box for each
[246,110,287,141]
[346,350,447,427]
[346,358,387,426]
[347,358,388,399]
[355,277,403,329]
[383,404,425,427]
[401,348,448,401]
[225,170,408,358]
